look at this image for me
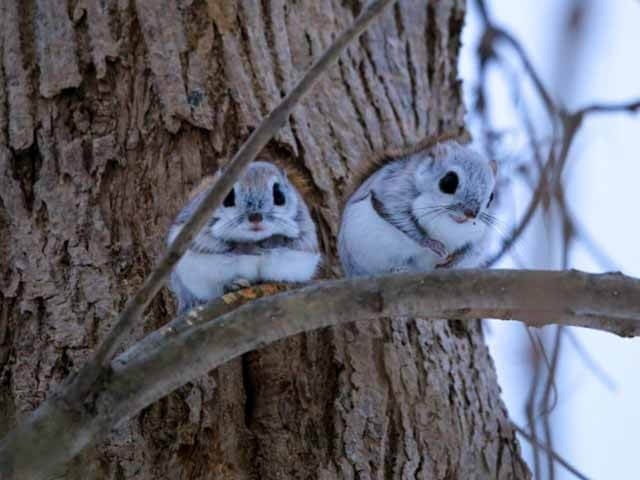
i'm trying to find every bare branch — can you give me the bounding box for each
[576,98,640,116]
[514,423,591,480]
[524,327,544,480]
[473,0,640,269]
[470,6,638,479]
[484,144,555,267]
[485,101,600,267]
[472,0,490,23]
[1,269,638,479]
[540,327,564,480]
[474,0,557,121]
[492,27,557,120]
[564,329,617,391]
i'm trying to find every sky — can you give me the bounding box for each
[459,1,640,479]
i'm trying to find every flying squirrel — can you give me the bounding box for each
[338,132,498,277]
[167,160,321,314]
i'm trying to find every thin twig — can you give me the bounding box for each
[473,0,557,120]
[524,326,543,480]
[470,7,638,480]
[570,215,619,271]
[528,329,559,419]
[540,327,564,480]
[482,97,640,268]
[473,0,640,269]
[484,145,553,267]
[564,329,617,391]
[472,0,490,23]
[513,423,591,480]
[492,27,557,120]
[485,111,580,267]
[576,99,640,116]
[539,193,572,480]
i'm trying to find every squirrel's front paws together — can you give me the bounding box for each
[223,278,252,293]
[422,238,448,258]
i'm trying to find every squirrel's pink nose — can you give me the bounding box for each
[248,212,263,224]
[463,207,478,219]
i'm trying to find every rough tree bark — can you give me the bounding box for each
[0,0,529,478]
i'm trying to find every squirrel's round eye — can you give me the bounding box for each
[223,189,235,207]
[487,192,495,207]
[273,182,286,206]
[439,171,459,194]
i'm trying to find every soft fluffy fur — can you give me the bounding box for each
[167,161,320,313]
[338,140,497,277]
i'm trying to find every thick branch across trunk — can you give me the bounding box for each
[1,269,637,479]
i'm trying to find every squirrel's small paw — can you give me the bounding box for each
[435,252,459,269]
[223,278,252,293]
[422,238,447,258]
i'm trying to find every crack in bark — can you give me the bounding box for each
[337,56,376,151]
[358,33,407,143]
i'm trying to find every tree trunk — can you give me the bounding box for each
[0,0,529,478]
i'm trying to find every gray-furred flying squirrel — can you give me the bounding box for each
[167,160,321,313]
[338,137,498,277]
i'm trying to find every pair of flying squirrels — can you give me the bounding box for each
[167,137,498,314]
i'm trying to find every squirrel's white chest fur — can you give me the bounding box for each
[339,194,440,276]
[174,247,320,301]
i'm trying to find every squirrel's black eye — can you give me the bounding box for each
[439,171,459,194]
[223,189,235,207]
[273,182,286,206]
[487,192,495,207]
